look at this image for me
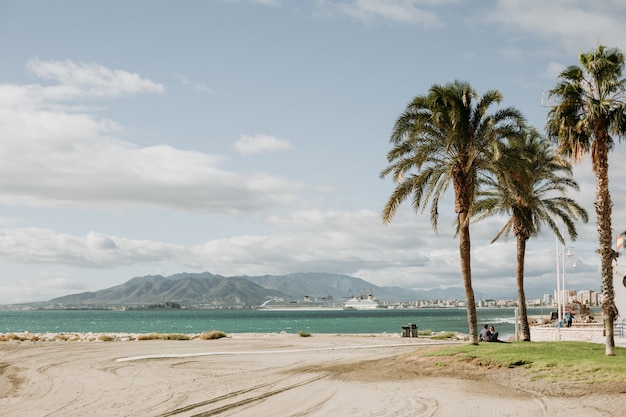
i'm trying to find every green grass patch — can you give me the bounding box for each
[418,329,433,336]
[425,342,626,383]
[297,331,312,337]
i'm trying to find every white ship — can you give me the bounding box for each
[343,292,385,310]
[259,295,341,311]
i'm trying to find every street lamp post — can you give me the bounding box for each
[561,247,574,321]
[555,237,561,324]
[556,236,576,326]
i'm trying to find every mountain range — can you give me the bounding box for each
[41,272,468,308]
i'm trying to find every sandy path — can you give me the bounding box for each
[0,334,623,416]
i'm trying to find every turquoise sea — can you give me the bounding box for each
[0,307,555,339]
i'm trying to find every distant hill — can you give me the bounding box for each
[39,272,466,308]
[47,273,285,308]
[242,272,434,302]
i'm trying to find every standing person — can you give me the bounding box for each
[480,324,491,342]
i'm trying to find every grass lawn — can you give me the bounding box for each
[425,341,626,383]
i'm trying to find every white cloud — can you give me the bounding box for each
[319,0,447,27]
[249,0,282,5]
[174,74,214,93]
[0,209,429,278]
[26,58,165,100]
[0,273,87,304]
[233,134,294,154]
[0,228,183,268]
[86,232,118,250]
[486,0,626,54]
[542,62,565,80]
[0,60,301,214]
[220,0,283,6]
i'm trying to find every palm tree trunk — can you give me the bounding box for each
[516,236,530,341]
[595,136,618,356]
[459,212,478,344]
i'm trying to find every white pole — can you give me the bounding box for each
[556,235,561,324]
[561,245,569,319]
[562,247,569,318]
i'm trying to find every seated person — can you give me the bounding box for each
[479,324,491,342]
[489,326,509,343]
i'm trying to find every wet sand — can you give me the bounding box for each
[0,333,624,416]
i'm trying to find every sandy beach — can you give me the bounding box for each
[1,333,625,416]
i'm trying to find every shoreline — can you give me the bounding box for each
[0,330,465,343]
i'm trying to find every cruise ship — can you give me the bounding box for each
[343,292,385,310]
[258,296,341,310]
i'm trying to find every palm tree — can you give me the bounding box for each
[474,127,588,341]
[381,80,525,344]
[547,45,626,356]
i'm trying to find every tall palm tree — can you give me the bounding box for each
[547,45,626,356]
[474,128,588,341]
[381,80,525,344]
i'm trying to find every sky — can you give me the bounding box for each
[1,0,626,304]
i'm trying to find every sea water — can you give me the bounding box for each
[0,307,554,339]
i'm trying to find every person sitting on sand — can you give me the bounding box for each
[479,324,491,342]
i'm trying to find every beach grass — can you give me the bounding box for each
[135,333,163,340]
[135,333,190,340]
[197,330,228,340]
[425,341,626,383]
[162,333,190,340]
[136,331,227,340]
[0,333,30,342]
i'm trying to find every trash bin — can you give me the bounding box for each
[410,323,418,338]
[401,325,410,337]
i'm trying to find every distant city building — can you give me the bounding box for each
[551,288,602,308]
[577,289,594,306]
[543,294,553,306]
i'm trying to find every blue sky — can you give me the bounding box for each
[1,0,625,303]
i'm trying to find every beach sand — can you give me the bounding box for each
[1,333,625,416]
